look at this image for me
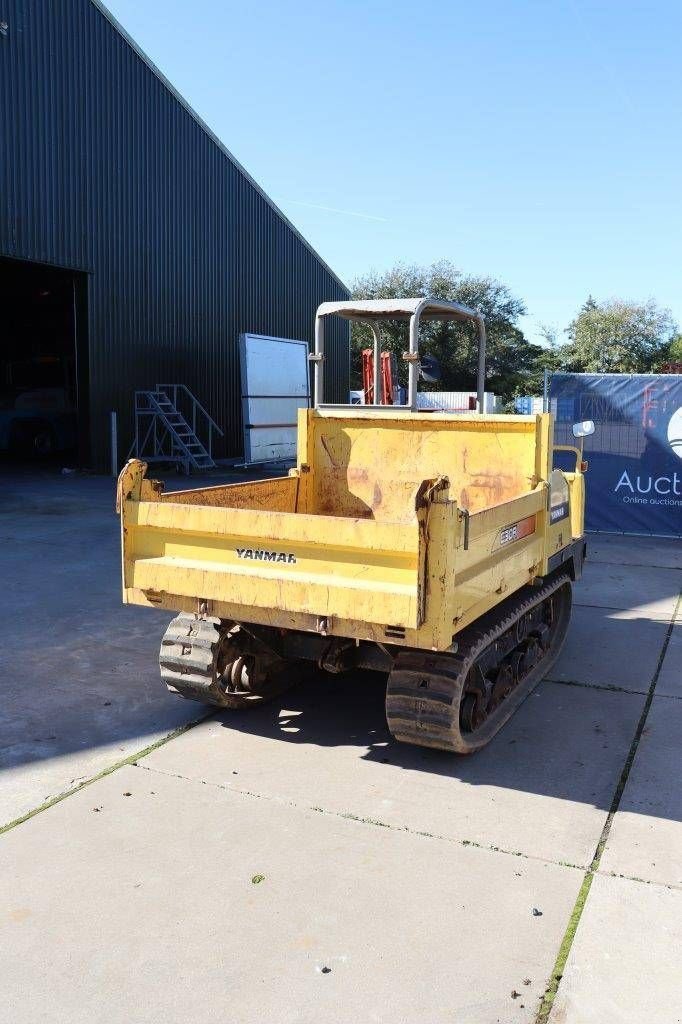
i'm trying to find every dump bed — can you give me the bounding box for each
[118,408,583,652]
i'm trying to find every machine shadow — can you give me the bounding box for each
[213,608,680,824]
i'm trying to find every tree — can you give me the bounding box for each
[562,298,677,373]
[664,333,682,365]
[518,325,564,397]
[349,261,531,402]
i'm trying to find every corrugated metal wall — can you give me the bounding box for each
[0,0,349,468]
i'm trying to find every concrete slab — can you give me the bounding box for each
[0,638,204,827]
[573,561,681,620]
[599,697,682,888]
[656,620,682,698]
[587,531,682,570]
[546,605,669,692]
[145,677,643,867]
[0,472,202,827]
[0,764,582,1024]
[550,874,682,1024]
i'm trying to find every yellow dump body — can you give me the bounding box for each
[118,408,585,653]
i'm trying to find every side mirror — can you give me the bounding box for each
[572,420,595,438]
[419,353,441,383]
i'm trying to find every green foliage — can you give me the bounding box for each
[665,333,682,364]
[561,297,677,373]
[522,324,564,395]
[349,264,679,402]
[349,261,530,402]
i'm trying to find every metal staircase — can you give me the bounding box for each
[130,384,223,474]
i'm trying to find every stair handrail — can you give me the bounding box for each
[137,390,197,470]
[155,384,224,438]
[129,384,222,473]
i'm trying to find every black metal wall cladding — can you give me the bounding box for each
[0,0,349,468]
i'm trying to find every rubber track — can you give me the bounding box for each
[385,574,572,754]
[160,613,299,709]
[159,613,256,709]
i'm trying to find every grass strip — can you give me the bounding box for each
[536,590,681,1023]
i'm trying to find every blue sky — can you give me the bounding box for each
[104,0,681,343]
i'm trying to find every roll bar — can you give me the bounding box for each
[310,298,487,412]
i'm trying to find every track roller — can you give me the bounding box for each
[385,573,572,754]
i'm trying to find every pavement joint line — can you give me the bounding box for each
[589,557,682,570]
[594,868,682,893]
[546,677,650,696]
[132,761,586,872]
[0,640,169,664]
[535,588,682,1024]
[0,710,214,837]
[572,600,678,620]
[546,678,682,701]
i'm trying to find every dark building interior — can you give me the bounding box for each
[0,257,89,462]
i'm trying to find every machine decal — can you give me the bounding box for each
[498,514,536,548]
[236,548,297,564]
[549,501,570,524]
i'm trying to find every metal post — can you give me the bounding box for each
[407,312,420,410]
[110,411,118,477]
[370,325,382,405]
[543,368,549,412]
[476,320,487,413]
[132,393,139,457]
[313,314,324,407]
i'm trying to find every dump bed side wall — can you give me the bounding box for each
[298,408,550,521]
[452,489,548,631]
[156,476,298,511]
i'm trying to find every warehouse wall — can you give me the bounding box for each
[0,0,349,467]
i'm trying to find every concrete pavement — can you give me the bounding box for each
[1,764,582,1024]
[0,469,680,1023]
[0,471,205,825]
[549,874,682,1024]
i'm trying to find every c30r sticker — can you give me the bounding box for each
[549,501,570,524]
[236,548,297,564]
[498,514,536,548]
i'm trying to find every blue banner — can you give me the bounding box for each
[550,373,682,536]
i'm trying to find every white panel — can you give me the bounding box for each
[416,391,497,413]
[239,334,310,465]
[244,397,305,426]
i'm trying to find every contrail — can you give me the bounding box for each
[278,198,388,222]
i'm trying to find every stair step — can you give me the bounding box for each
[135,385,219,474]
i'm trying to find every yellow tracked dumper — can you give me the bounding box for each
[117,299,590,753]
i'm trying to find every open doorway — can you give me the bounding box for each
[0,257,88,465]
